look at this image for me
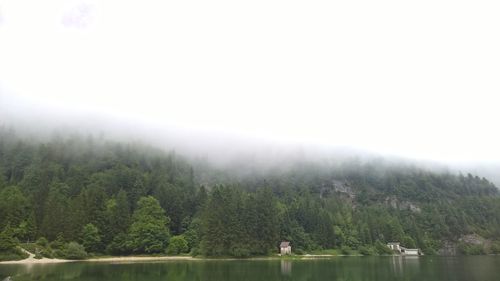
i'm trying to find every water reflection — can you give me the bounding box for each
[1,256,500,281]
[280,260,292,275]
[389,255,420,276]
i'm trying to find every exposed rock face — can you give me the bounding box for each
[331,180,355,198]
[384,197,421,213]
[439,234,491,255]
[459,234,485,245]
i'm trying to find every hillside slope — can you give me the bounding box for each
[1,130,499,257]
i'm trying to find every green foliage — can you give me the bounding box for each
[127,196,170,253]
[489,242,500,254]
[375,240,394,255]
[36,237,49,247]
[50,233,66,250]
[184,218,201,251]
[41,182,70,240]
[0,226,17,251]
[1,130,500,259]
[24,240,54,258]
[201,186,280,257]
[458,242,485,255]
[340,246,352,255]
[0,248,28,261]
[81,223,102,253]
[103,190,130,245]
[63,242,87,259]
[0,186,33,240]
[166,235,189,255]
[402,236,416,249]
[106,233,130,255]
[358,245,376,255]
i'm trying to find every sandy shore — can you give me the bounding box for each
[0,257,73,264]
[0,249,73,264]
[1,249,349,264]
[85,256,198,263]
[0,248,201,264]
[0,255,198,265]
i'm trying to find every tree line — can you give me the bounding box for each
[1,129,500,259]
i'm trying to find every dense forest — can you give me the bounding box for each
[1,127,500,259]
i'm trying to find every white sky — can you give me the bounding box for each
[0,0,499,163]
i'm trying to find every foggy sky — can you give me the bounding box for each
[1,0,500,166]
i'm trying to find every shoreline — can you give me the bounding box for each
[0,254,399,265]
[85,256,200,263]
[0,248,73,264]
[0,250,423,265]
[0,254,341,264]
[0,256,199,265]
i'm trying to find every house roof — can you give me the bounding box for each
[280,241,290,247]
[387,242,400,245]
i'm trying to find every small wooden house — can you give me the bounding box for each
[280,241,291,255]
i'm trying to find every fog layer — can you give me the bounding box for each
[1,0,499,179]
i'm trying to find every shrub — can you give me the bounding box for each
[190,247,200,256]
[0,229,17,251]
[40,248,54,258]
[0,247,28,261]
[490,242,500,254]
[294,248,304,255]
[36,237,49,247]
[458,242,485,255]
[375,241,394,255]
[359,246,376,256]
[63,242,87,260]
[20,242,43,258]
[50,235,65,250]
[422,247,436,256]
[340,246,352,255]
[166,235,189,255]
[231,246,250,258]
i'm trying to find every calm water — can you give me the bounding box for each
[1,256,500,281]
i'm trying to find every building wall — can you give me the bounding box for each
[388,244,400,251]
[404,249,419,255]
[281,246,291,255]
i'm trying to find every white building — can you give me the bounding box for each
[280,241,292,255]
[387,242,421,256]
[401,248,420,256]
[387,242,401,252]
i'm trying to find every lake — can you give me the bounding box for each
[1,256,500,281]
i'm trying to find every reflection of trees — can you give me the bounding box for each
[1,257,499,281]
[3,263,85,281]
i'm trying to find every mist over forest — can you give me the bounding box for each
[0,107,497,187]
[2,118,500,258]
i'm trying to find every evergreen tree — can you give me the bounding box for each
[40,182,70,240]
[103,190,130,244]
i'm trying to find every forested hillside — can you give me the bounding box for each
[1,128,500,258]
